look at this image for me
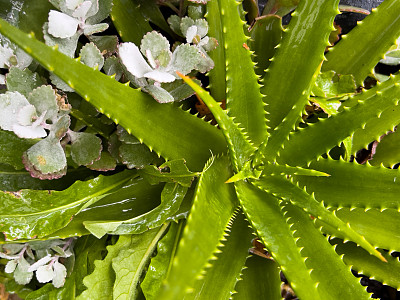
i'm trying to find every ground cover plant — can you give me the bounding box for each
[1,0,400,299]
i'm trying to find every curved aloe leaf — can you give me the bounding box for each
[141,221,184,300]
[371,129,400,167]
[333,238,400,289]
[84,183,187,238]
[249,15,283,77]
[0,19,226,171]
[217,0,267,146]
[179,74,254,172]
[280,204,370,300]
[323,0,400,84]
[317,207,400,251]
[234,181,321,299]
[253,175,385,261]
[233,256,281,300]
[206,0,226,102]
[351,101,400,155]
[294,158,400,209]
[279,75,400,166]
[261,0,340,132]
[184,212,253,300]
[0,171,134,241]
[157,155,238,300]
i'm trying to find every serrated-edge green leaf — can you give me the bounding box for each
[323,0,400,84]
[157,155,238,300]
[184,211,253,300]
[218,0,267,146]
[279,75,400,166]
[281,204,370,300]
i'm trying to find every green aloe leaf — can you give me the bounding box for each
[184,212,254,300]
[141,221,184,300]
[317,207,400,251]
[249,14,283,77]
[233,255,281,300]
[279,75,400,166]
[294,158,400,210]
[0,170,134,240]
[217,0,267,146]
[84,182,187,238]
[371,129,400,167]
[0,18,226,171]
[157,155,238,299]
[254,174,385,261]
[332,238,400,289]
[234,181,321,299]
[323,0,400,84]
[261,0,339,132]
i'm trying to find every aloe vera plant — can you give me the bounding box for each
[1,0,400,298]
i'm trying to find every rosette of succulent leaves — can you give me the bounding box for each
[3,0,400,299]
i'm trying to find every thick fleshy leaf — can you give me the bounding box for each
[83,23,109,36]
[0,170,133,240]
[103,56,123,81]
[50,115,71,140]
[371,130,400,167]
[86,151,116,171]
[69,131,102,166]
[79,42,104,70]
[185,212,254,300]
[47,10,79,39]
[14,257,33,285]
[157,155,238,300]
[43,22,80,57]
[72,1,92,19]
[144,70,175,83]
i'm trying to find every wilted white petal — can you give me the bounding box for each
[119,42,152,78]
[5,259,18,273]
[48,10,80,38]
[28,255,52,272]
[144,70,176,83]
[0,45,14,68]
[36,264,55,283]
[0,74,5,85]
[186,25,198,44]
[0,252,19,260]
[17,104,37,126]
[66,0,83,10]
[52,261,67,288]
[12,124,47,139]
[72,1,92,19]
[199,36,209,47]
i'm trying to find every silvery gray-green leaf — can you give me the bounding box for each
[28,85,59,121]
[6,67,43,97]
[69,131,102,166]
[79,42,104,70]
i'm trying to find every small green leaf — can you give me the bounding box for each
[24,137,67,179]
[88,35,118,55]
[87,151,117,171]
[144,84,175,103]
[139,159,199,187]
[80,42,104,70]
[312,71,357,98]
[103,56,123,81]
[69,131,102,166]
[170,44,202,75]
[28,85,59,121]
[14,257,33,285]
[141,31,171,68]
[6,68,43,97]
[50,114,71,140]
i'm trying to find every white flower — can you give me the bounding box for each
[119,42,176,83]
[0,45,33,72]
[47,0,108,39]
